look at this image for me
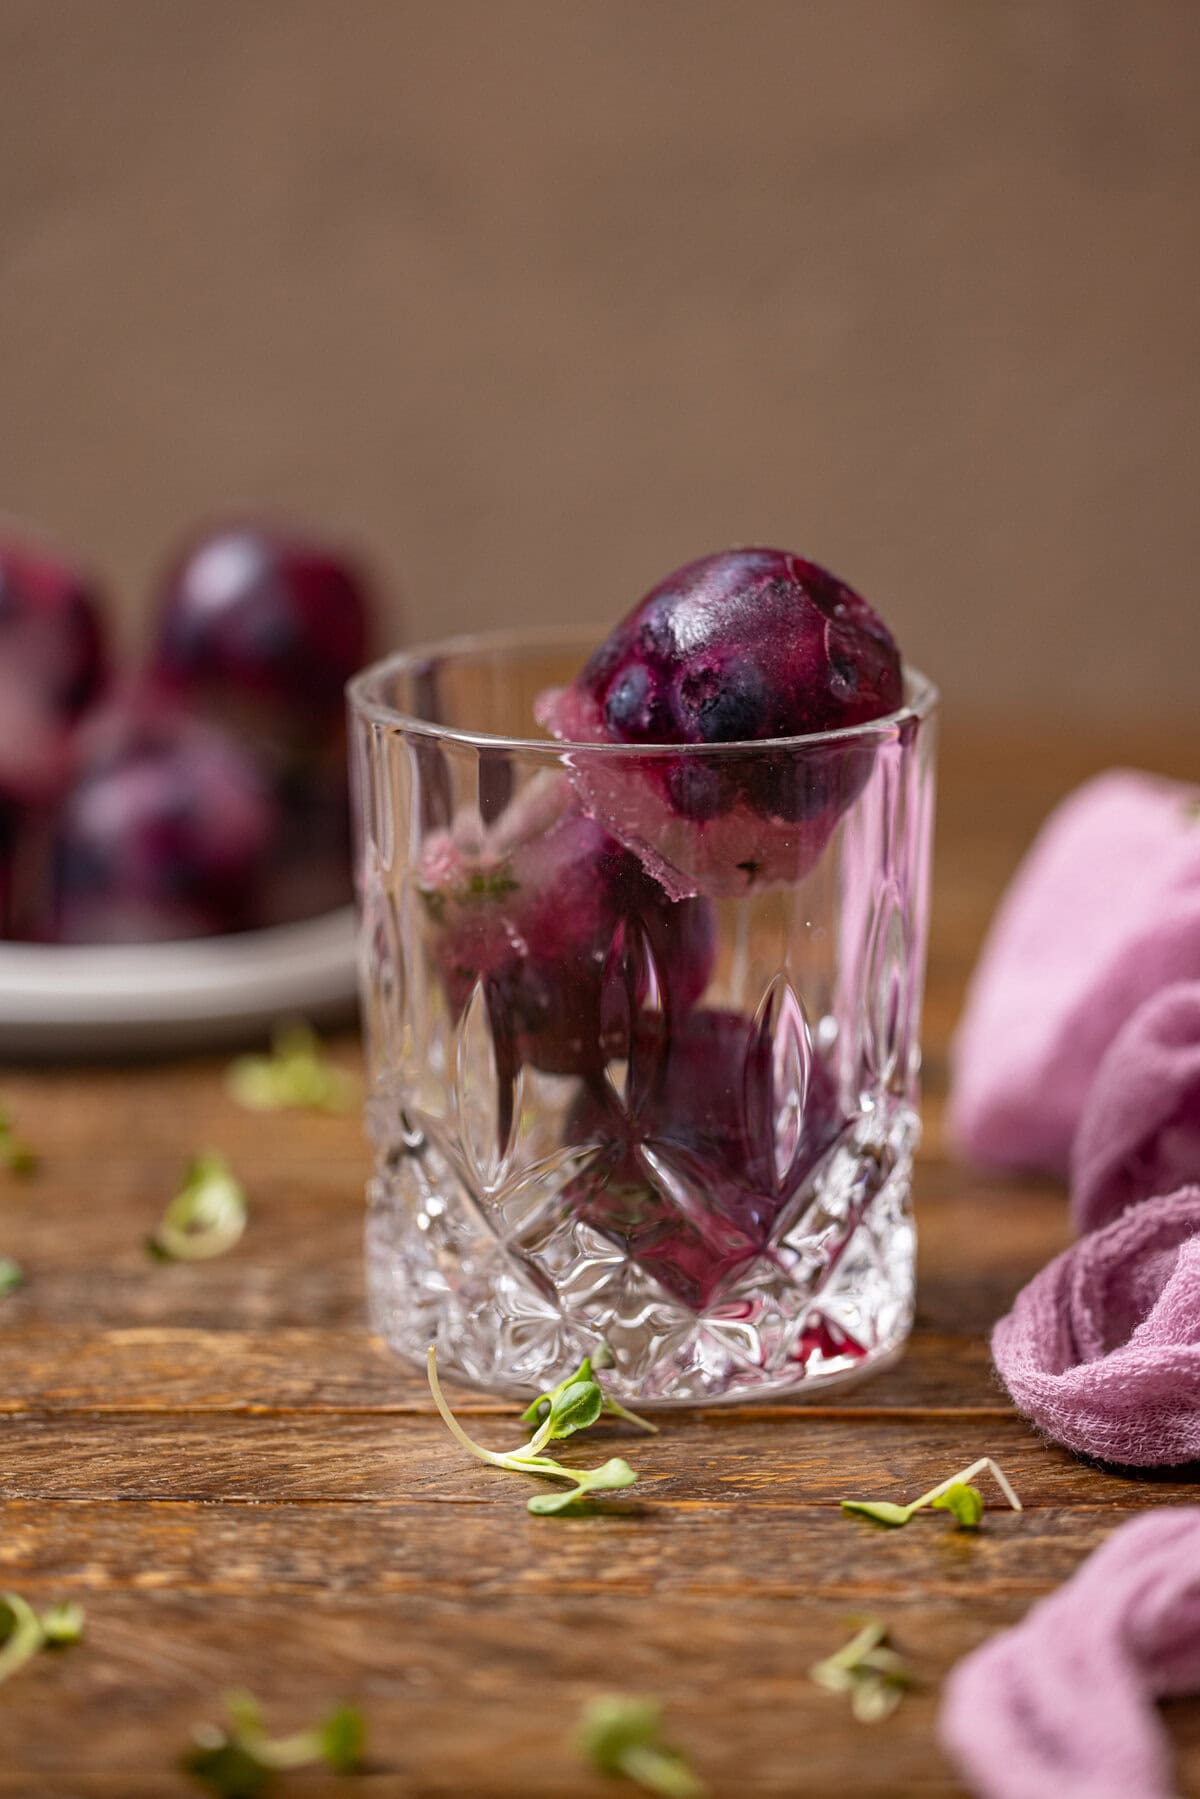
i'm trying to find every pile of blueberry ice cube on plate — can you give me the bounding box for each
[0,521,375,945]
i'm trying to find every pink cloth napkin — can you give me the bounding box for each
[990,1187,1200,1467]
[949,771,1200,1174]
[939,1507,1200,1799]
[1072,982,1200,1235]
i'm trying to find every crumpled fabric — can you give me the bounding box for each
[1072,982,1200,1235]
[948,770,1200,1175]
[939,1508,1200,1799]
[990,1187,1200,1468]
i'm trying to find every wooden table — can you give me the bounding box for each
[2,722,1198,1798]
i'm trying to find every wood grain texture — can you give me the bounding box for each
[1,725,1199,1797]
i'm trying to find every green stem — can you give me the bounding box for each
[425,1348,581,1485]
[524,1411,557,1458]
[426,1347,521,1471]
[908,1457,1022,1517]
[823,1618,887,1674]
[603,1395,660,1435]
[253,1729,322,1771]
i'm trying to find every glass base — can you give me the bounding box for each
[365,1102,917,1407]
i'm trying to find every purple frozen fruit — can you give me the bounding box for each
[0,535,109,803]
[50,703,277,943]
[0,801,18,937]
[147,520,373,925]
[567,1007,844,1309]
[0,534,110,939]
[0,535,108,726]
[148,521,373,736]
[415,783,715,1080]
[536,547,902,898]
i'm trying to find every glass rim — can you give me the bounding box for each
[347,623,938,756]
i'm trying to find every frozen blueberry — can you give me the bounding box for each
[673,657,766,743]
[50,703,277,943]
[536,548,903,897]
[604,664,661,737]
[566,1006,844,1308]
[416,795,715,1080]
[543,548,900,749]
[0,537,108,730]
[665,761,735,822]
[148,521,375,729]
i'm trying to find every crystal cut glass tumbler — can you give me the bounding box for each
[349,630,937,1405]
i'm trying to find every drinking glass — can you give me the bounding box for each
[349,629,937,1405]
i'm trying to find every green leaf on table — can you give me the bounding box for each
[544,1378,605,1440]
[0,1594,45,1686]
[526,1457,638,1516]
[0,1111,37,1176]
[521,1354,657,1436]
[577,1695,708,1797]
[931,1482,985,1529]
[318,1703,368,1772]
[222,1691,264,1740]
[0,1256,25,1298]
[183,1736,270,1799]
[521,1357,595,1426]
[0,1593,84,1688]
[147,1153,248,1262]
[840,1500,913,1528]
[226,1022,355,1115]
[40,1601,86,1645]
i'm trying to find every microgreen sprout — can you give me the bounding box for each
[226,1022,355,1115]
[527,1459,640,1516]
[146,1153,248,1262]
[0,1595,44,1687]
[809,1617,912,1723]
[0,1593,86,1686]
[39,1601,86,1645]
[577,1696,708,1797]
[184,1691,365,1797]
[521,1356,658,1437]
[0,1256,24,1297]
[932,1481,985,1528]
[426,1346,643,1516]
[841,1457,1022,1530]
[0,1110,37,1176]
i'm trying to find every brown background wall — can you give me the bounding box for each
[1,1,1198,722]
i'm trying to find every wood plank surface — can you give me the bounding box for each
[1,719,1198,1798]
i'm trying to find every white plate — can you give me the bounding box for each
[0,907,360,1057]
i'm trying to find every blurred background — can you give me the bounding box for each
[1,0,1198,723]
